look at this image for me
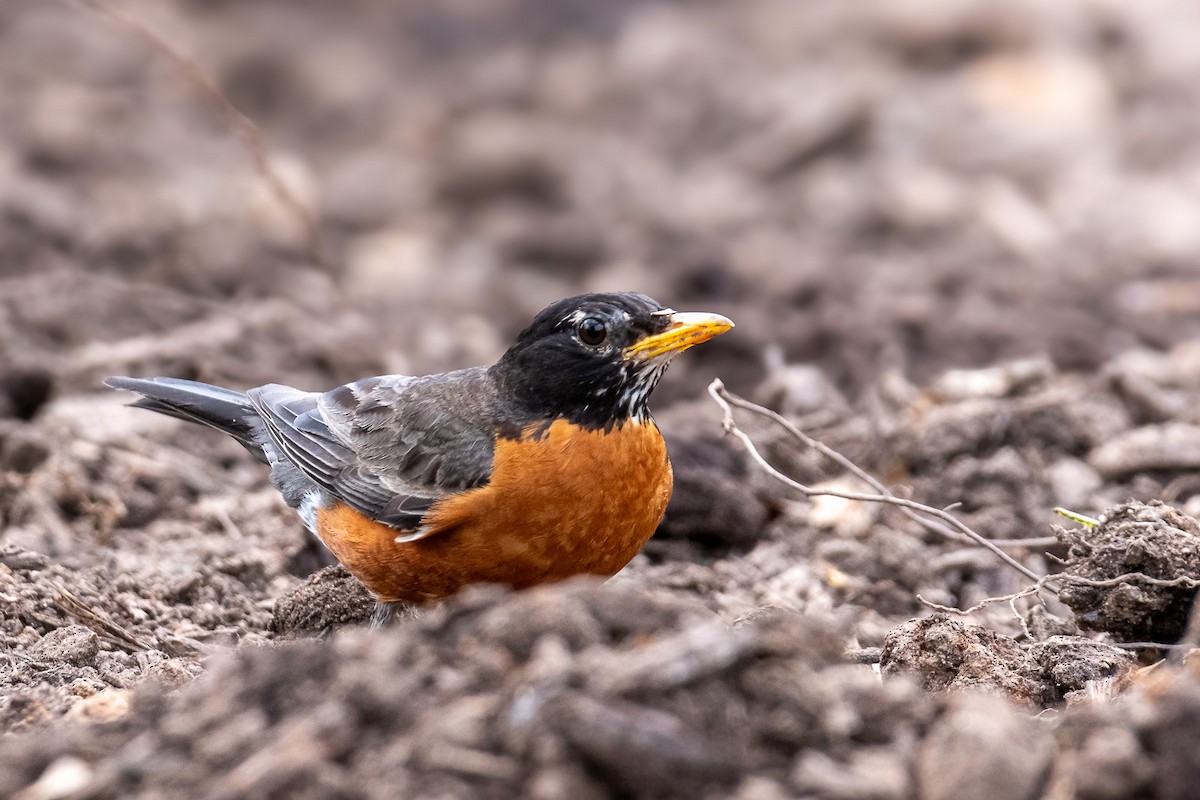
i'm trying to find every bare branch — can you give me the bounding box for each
[712,382,1052,548]
[708,380,1050,588]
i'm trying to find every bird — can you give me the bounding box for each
[106,292,732,620]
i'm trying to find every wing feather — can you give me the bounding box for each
[247,368,498,534]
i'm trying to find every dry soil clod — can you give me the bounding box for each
[1056,501,1200,644]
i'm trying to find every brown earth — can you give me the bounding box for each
[4,0,1200,797]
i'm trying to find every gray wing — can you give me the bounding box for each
[247,368,498,535]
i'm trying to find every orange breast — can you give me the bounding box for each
[314,419,673,603]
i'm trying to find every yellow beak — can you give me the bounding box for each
[624,311,734,362]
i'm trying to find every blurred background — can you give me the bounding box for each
[8,3,1200,785]
[5,0,1200,412]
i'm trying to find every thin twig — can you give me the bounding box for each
[1059,572,1200,589]
[999,536,1061,548]
[73,0,329,272]
[920,570,1200,639]
[1011,595,1035,640]
[918,578,1048,638]
[916,584,1042,616]
[708,380,1050,588]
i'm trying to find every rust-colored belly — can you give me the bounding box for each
[314,419,672,603]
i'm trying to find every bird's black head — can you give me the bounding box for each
[491,292,733,432]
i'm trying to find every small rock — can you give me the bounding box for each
[1023,605,1077,641]
[1029,636,1133,695]
[880,615,1051,706]
[1010,387,1130,455]
[1105,349,1192,423]
[930,356,1054,402]
[270,565,375,635]
[757,354,851,420]
[143,658,203,689]
[0,546,49,571]
[32,626,100,667]
[895,399,1010,468]
[1056,501,1200,643]
[807,477,877,538]
[65,689,132,723]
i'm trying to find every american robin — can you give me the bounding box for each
[107,292,732,615]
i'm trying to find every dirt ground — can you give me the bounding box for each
[4,0,1200,797]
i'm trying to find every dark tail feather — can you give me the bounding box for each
[105,376,266,461]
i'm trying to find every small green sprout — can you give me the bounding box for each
[1053,507,1100,528]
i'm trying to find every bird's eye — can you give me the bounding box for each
[577,317,608,346]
